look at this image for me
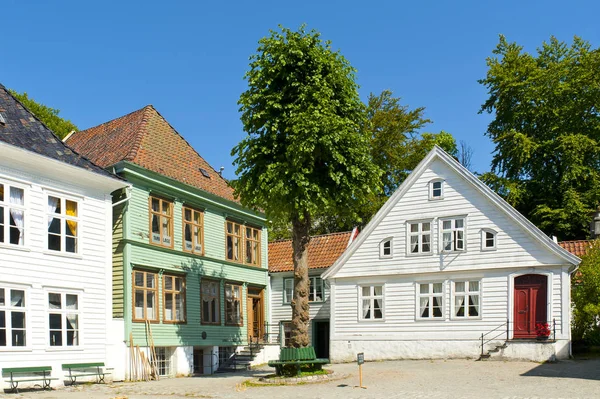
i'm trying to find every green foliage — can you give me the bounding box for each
[479,35,600,240]
[572,241,600,342]
[233,25,382,225]
[9,90,78,139]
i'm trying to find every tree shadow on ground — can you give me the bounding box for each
[520,359,600,381]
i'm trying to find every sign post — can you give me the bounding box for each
[357,352,366,389]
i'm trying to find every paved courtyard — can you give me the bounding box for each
[6,359,600,399]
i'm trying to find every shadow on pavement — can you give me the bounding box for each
[520,359,600,381]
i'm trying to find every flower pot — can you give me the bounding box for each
[536,335,549,341]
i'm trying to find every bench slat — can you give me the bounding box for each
[62,362,105,369]
[3,366,52,373]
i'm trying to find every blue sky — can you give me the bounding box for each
[2,0,599,179]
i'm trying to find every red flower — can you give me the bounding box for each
[535,322,551,337]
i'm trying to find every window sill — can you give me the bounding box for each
[415,317,446,321]
[225,323,244,327]
[43,251,83,259]
[428,197,444,201]
[358,318,386,322]
[0,347,33,352]
[46,346,85,352]
[450,316,482,321]
[163,321,187,325]
[440,250,467,255]
[406,252,434,257]
[132,319,160,324]
[481,247,497,252]
[201,321,221,326]
[0,243,31,252]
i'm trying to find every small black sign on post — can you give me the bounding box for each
[357,352,366,388]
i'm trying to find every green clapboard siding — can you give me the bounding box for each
[120,170,268,348]
[112,201,125,318]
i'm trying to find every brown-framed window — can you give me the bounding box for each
[183,207,204,254]
[201,280,220,325]
[245,226,261,266]
[225,221,242,262]
[225,283,242,326]
[163,274,186,323]
[133,270,158,322]
[149,196,173,247]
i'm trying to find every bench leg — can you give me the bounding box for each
[9,380,19,394]
[68,375,77,386]
[98,373,105,384]
[43,378,52,390]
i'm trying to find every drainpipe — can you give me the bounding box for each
[113,186,132,207]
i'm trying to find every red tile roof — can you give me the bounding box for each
[268,231,355,273]
[559,240,594,258]
[66,106,237,203]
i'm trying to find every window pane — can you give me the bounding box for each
[0,289,4,306]
[184,209,191,221]
[67,330,78,346]
[135,272,144,287]
[49,313,61,329]
[433,283,442,293]
[443,220,451,230]
[49,293,61,309]
[152,198,160,212]
[362,286,370,297]
[12,311,25,329]
[411,235,419,253]
[420,298,429,317]
[135,291,144,319]
[146,273,155,288]
[455,282,465,293]
[420,284,429,294]
[13,330,25,346]
[455,219,464,228]
[0,184,3,201]
[147,292,155,319]
[374,286,383,296]
[66,294,78,310]
[443,233,452,250]
[165,293,173,320]
[362,299,371,318]
[422,222,430,232]
[455,296,465,317]
[49,196,60,213]
[66,236,76,253]
[66,200,77,217]
[410,223,418,233]
[433,181,442,190]
[422,234,431,252]
[165,276,173,291]
[50,329,62,346]
[469,281,479,292]
[11,290,24,307]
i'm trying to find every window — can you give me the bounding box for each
[201,280,220,324]
[133,270,158,322]
[153,347,173,376]
[183,207,204,254]
[225,283,242,325]
[283,277,324,303]
[418,282,444,319]
[226,221,242,262]
[481,229,496,251]
[453,281,480,318]
[430,180,444,200]
[281,321,292,347]
[441,217,465,252]
[149,196,173,247]
[48,292,79,346]
[408,221,432,255]
[245,226,261,266]
[47,195,78,253]
[0,288,26,347]
[359,285,383,320]
[380,238,392,258]
[163,275,185,323]
[0,183,25,246]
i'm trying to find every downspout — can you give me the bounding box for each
[567,262,580,358]
[113,186,132,207]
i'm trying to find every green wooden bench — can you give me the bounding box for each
[62,362,111,385]
[267,346,329,376]
[2,366,58,393]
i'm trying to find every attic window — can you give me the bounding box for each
[0,113,5,125]
[199,168,211,178]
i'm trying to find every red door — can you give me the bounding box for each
[513,274,547,338]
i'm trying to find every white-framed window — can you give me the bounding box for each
[0,182,25,246]
[281,321,292,347]
[481,229,497,251]
[48,292,80,347]
[417,282,444,319]
[359,285,384,320]
[429,179,444,200]
[0,287,27,347]
[283,277,324,303]
[47,195,79,253]
[452,281,481,319]
[408,221,432,255]
[380,237,393,258]
[153,347,173,376]
[440,217,465,252]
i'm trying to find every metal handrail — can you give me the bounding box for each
[480,318,557,357]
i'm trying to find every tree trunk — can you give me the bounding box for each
[290,212,311,348]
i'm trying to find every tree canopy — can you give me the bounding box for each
[233,25,381,348]
[572,241,600,344]
[9,90,78,139]
[479,35,600,240]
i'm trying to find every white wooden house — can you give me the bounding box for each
[268,230,355,358]
[322,146,580,362]
[0,85,127,384]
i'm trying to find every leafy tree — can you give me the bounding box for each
[233,26,382,347]
[479,35,600,240]
[572,241,600,343]
[9,90,78,139]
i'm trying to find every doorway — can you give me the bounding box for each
[513,274,548,338]
[193,348,203,374]
[313,320,330,358]
[247,287,264,343]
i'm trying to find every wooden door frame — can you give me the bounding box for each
[508,272,552,339]
[247,287,264,343]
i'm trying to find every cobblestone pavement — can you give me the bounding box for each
[5,359,600,399]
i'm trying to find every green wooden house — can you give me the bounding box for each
[67,106,269,377]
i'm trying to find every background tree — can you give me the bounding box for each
[572,241,600,344]
[9,90,78,139]
[458,140,474,171]
[233,26,381,347]
[479,35,600,240]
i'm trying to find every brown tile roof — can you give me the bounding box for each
[268,231,355,273]
[66,106,237,203]
[559,240,594,258]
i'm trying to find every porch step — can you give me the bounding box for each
[479,341,508,361]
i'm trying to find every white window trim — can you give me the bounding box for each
[0,285,31,350]
[406,219,433,256]
[45,290,83,350]
[439,216,467,253]
[45,192,81,255]
[429,179,445,200]
[0,180,28,248]
[283,277,324,304]
[379,237,393,259]
[481,229,497,251]
[450,280,482,320]
[358,284,385,322]
[416,281,446,321]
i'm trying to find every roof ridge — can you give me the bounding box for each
[559,239,594,243]
[125,105,153,162]
[270,230,353,244]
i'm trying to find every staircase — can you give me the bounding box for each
[478,341,508,360]
[216,344,264,373]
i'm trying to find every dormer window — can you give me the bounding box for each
[429,179,444,200]
[0,113,6,125]
[380,238,393,258]
[481,229,497,251]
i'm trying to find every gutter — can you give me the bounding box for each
[112,186,132,208]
